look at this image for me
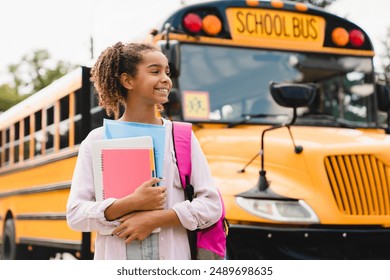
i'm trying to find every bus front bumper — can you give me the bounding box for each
[227,223,390,260]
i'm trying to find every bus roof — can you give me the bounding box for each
[157,0,374,56]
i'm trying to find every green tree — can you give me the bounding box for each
[380,27,390,83]
[8,49,75,95]
[0,84,23,112]
[0,49,75,112]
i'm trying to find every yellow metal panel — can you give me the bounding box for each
[226,8,325,47]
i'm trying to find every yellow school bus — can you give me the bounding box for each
[152,0,390,259]
[1,0,390,260]
[0,67,104,259]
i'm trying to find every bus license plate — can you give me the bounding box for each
[226,8,325,45]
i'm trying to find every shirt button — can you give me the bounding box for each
[161,237,164,241]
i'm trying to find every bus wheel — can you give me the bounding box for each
[2,219,17,260]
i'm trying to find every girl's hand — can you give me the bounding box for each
[130,177,167,211]
[104,177,166,221]
[113,211,157,243]
[112,209,180,243]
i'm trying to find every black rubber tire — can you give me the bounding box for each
[2,219,17,260]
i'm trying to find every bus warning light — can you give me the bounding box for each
[270,0,284,9]
[202,15,222,36]
[349,29,365,47]
[183,13,202,33]
[331,27,349,47]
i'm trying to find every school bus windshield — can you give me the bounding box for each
[178,44,376,128]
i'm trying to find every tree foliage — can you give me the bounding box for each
[8,49,75,95]
[0,49,75,112]
[379,27,390,83]
[0,84,23,112]
[289,0,336,8]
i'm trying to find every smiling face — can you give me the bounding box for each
[125,50,172,107]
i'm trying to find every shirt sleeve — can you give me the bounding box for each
[66,131,119,235]
[171,131,222,231]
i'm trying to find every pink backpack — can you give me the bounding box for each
[172,121,228,260]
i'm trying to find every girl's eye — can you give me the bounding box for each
[166,72,171,77]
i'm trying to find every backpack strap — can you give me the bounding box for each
[172,121,193,198]
[172,121,197,260]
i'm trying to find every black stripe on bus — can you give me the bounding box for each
[0,149,79,176]
[0,181,71,198]
[16,213,66,221]
[19,237,81,251]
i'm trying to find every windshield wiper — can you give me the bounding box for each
[227,113,288,128]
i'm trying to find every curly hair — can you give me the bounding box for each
[91,42,160,116]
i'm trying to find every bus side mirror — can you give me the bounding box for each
[257,82,316,192]
[376,83,390,112]
[269,82,317,108]
[157,40,180,78]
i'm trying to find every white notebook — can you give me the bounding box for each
[91,136,159,235]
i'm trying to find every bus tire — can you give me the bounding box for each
[2,219,17,260]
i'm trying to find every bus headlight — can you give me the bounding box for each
[236,197,319,223]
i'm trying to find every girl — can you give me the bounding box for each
[66,42,222,260]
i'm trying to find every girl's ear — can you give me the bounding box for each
[120,73,133,90]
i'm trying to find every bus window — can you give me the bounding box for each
[23,116,31,161]
[34,110,43,156]
[46,106,55,153]
[74,88,84,145]
[178,44,375,127]
[90,85,106,130]
[0,130,2,167]
[3,128,10,166]
[59,95,70,149]
[13,122,20,164]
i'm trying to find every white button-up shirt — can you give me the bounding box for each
[66,119,222,259]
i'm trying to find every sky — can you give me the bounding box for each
[0,0,389,84]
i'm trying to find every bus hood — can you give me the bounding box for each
[195,125,390,224]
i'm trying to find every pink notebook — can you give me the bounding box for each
[101,148,154,199]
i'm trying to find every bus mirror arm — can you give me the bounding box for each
[256,108,303,191]
[239,108,303,191]
[162,23,173,49]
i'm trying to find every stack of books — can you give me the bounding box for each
[91,119,166,201]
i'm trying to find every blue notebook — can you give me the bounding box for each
[103,119,166,179]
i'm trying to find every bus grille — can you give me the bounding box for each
[324,154,390,216]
